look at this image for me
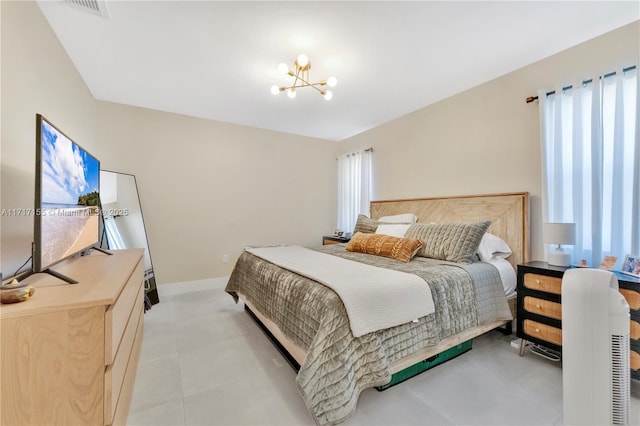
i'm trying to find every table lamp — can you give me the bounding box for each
[544,222,576,267]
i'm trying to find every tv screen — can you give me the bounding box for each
[34,114,100,273]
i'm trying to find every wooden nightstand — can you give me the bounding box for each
[322,235,351,245]
[516,262,564,355]
[516,261,640,379]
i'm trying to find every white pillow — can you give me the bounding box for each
[477,233,512,261]
[378,213,418,224]
[375,224,411,238]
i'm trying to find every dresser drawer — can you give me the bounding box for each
[105,259,144,365]
[524,296,562,320]
[110,310,144,426]
[523,273,562,295]
[523,319,562,346]
[104,283,144,425]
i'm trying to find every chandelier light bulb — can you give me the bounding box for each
[327,76,337,87]
[270,85,280,95]
[278,62,289,75]
[323,90,333,101]
[297,54,309,67]
[287,88,296,98]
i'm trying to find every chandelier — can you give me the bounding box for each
[271,54,337,100]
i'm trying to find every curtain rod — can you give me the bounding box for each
[525,65,636,104]
[341,148,373,155]
[336,147,374,160]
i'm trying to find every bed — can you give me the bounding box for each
[225,192,529,425]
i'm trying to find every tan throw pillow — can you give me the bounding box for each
[345,232,424,263]
[353,214,381,234]
[404,221,491,264]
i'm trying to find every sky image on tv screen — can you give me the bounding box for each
[41,121,99,207]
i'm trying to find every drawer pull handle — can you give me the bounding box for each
[535,279,541,284]
[536,304,542,309]
[535,328,540,333]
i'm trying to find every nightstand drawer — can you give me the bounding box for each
[632,351,640,372]
[524,296,562,320]
[523,273,562,295]
[523,319,562,346]
[631,319,640,340]
[620,288,640,310]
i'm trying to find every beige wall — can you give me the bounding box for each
[341,21,640,263]
[1,1,100,278]
[1,1,337,283]
[94,102,336,283]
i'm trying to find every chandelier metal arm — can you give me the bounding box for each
[279,76,327,94]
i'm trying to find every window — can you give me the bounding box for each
[539,66,638,267]
[337,149,372,233]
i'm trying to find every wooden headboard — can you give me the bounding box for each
[370,192,529,269]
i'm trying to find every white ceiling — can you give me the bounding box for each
[37,1,639,142]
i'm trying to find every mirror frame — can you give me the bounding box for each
[99,170,159,305]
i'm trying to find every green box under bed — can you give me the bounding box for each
[376,339,473,391]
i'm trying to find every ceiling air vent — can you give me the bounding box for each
[63,0,110,18]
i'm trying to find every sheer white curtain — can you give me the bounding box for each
[337,150,372,232]
[539,66,639,267]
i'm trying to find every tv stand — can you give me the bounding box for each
[92,246,113,256]
[44,268,79,284]
[17,267,79,284]
[20,248,115,284]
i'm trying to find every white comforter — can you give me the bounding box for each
[245,245,435,337]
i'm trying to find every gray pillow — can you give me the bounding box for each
[353,214,380,234]
[404,221,491,263]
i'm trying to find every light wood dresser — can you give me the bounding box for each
[0,249,145,425]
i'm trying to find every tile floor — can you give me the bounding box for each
[128,278,640,426]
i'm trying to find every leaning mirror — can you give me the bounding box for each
[99,170,159,307]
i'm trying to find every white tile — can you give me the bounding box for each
[179,336,266,398]
[138,326,179,363]
[138,305,179,362]
[401,338,562,425]
[466,336,563,412]
[129,352,183,414]
[347,386,453,425]
[175,309,261,353]
[130,286,640,426]
[183,379,313,426]
[127,396,185,426]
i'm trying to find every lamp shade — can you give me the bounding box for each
[543,223,576,245]
[544,222,576,266]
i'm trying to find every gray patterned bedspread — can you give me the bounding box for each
[225,244,512,425]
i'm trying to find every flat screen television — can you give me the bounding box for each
[33,114,101,283]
